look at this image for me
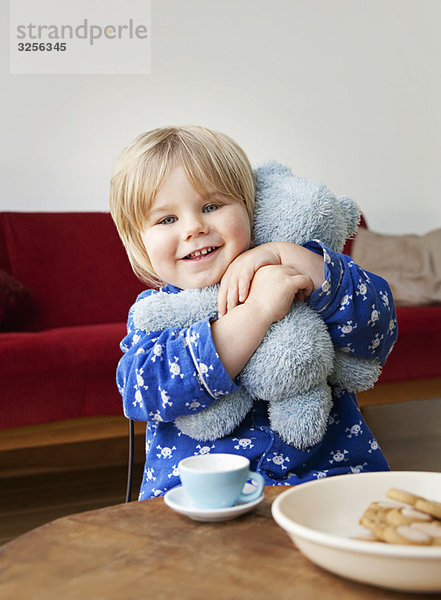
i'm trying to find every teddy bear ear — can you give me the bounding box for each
[253,160,293,183]
[339,196,361,238]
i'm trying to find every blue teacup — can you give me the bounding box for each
[178,453,265,509]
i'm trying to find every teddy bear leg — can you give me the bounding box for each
[329,350,382,392]
[268,385,333,450]
[175,389,253,441]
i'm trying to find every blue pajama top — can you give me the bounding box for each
[116,241,398,500]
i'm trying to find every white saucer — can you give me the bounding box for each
[163,483,264,522]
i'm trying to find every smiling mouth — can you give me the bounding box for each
[183,246,219,260]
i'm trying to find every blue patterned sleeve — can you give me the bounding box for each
[117,292,240,424]
[304,240,398,365]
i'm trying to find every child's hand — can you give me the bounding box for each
[245,264,314,324]
[217,243,281,317]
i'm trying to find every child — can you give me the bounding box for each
[110,125,397,500]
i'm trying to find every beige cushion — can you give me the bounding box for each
[351,227,441,306]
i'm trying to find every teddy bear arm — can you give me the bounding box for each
[132,286,218,333]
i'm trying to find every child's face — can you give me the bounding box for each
[141,165,252,289]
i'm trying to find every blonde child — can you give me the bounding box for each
[110,125,397,499]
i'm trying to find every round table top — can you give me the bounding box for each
[1,486,440,600]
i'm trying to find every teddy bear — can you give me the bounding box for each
[131,161,381,449]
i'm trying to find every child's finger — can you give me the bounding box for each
[238,281,250,304]
[293,274,314,299]
[226,283,240,313]
[237,267,254,303]
[217,278,229,317]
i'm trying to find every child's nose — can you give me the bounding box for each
[182,214,209,239]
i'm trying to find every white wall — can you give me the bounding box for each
[2,0,441,234]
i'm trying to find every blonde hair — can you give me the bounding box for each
[110,125,256,285]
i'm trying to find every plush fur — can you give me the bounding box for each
[132,161,381,448]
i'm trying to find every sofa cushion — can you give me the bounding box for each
[0,269,30,323]
[0,322,126,428]
[351,227,441,306]
[0,212,145,332]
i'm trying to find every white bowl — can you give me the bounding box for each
[271,471,441,593]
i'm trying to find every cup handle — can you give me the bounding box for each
[238,471,265,503]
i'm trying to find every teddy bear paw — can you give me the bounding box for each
[175,389,253,441]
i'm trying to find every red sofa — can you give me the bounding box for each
[1,211,440,431]
[0,212,144,429]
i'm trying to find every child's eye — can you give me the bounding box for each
[203,203,219,213]
[158,216,177,225]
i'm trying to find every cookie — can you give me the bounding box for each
[411,521,441,545]
[359,502,391,539]
[415,498,441,520]
[382,525,432,546]
[375,500,402,510]
[386,507,432,526]
[353,532,382,542]
[386,488,423,506]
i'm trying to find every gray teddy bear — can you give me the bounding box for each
[132,161,381,449]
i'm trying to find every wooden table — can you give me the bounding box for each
[1,486,440,600]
